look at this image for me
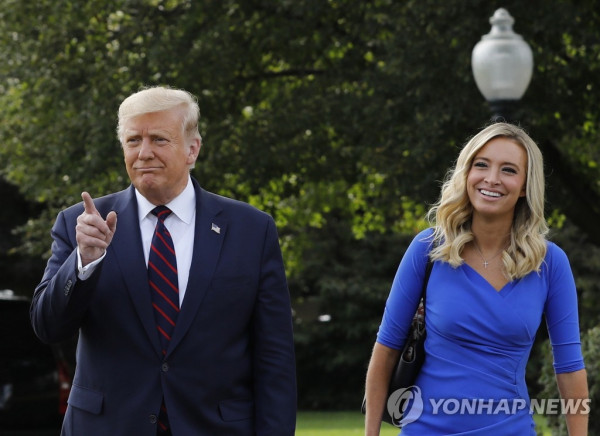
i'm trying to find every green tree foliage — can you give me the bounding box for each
[2,0,600,415]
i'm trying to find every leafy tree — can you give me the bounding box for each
[1,0,600,415]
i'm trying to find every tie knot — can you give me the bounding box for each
[152,206,172,222]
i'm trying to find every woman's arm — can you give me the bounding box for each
[364,342,400,436]
[556,369,589,436]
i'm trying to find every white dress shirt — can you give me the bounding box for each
[78,177,196,306]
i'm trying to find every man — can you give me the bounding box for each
[31,86,297,435]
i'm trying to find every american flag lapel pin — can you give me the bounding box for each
[211,223,221,234]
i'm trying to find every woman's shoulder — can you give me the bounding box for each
[413,227,435,242]
[406,227,436,257]
[542,239,572,272]
[544,240,568,260]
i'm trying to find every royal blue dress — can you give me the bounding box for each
[376,229,584,435]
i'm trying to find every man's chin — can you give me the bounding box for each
[135,177,160,194]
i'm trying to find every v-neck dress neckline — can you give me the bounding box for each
[461,262,516,294]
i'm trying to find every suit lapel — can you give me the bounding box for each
[109,187,163,357]
[168,183,225,354]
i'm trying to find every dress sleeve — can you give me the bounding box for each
[544,243,585,374]
[376,228,433,350]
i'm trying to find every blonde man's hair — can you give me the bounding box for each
[427,122,548,280]
[117,86,202,145]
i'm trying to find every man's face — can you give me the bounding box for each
[122,108,200,205]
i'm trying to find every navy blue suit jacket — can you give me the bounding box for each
[31,179,297,435]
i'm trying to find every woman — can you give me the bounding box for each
[365,123,588,435]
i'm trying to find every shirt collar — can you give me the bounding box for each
[136,176,196,224]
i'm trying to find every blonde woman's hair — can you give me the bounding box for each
[117,85,202,146]
[427,122,548,280]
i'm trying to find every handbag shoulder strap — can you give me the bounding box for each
[421,256,433,307]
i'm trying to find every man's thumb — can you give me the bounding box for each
[106,211,118,234]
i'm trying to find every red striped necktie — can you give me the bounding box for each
[148,206,178,435]
[148,206,180,353]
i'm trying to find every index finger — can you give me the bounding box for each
[81,191,99,215]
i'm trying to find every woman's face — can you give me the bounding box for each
[466,137,527,221]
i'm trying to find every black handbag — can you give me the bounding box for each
[361,258,433,427]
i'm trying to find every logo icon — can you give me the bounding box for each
[387,386,424,427]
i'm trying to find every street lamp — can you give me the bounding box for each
[471,8,533,121]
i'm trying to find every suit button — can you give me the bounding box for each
[161,362,169,372]
[149,414,157,424]
[64,280,73,296]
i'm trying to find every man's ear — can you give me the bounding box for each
[187,137,201,165]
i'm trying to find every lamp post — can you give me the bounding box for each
[471,8,533,122]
